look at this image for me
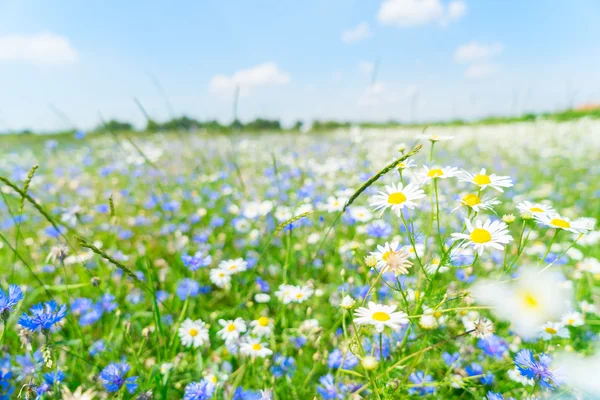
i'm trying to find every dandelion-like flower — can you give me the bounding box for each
[451,218,513,255]
[369,242,413,276]
[458,168,513,192]
[354,302,408,333]
[370,182,426,216]
[471,318,495,339]
[18,301,67,332]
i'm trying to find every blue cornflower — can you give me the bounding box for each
[0,284,23,319]
[99,363,138,393]
[79,303,104,326]
[100,294,118,312]
[183,380,215,400]
[365,220,393,238]
[43,369,65,385]
[316,374,344,399]
[478,335,509,359]
[442,352,460,366]
[486,392,513,400]
[270,354,296,379]
[18,301,67,332]
[181,251,212,271]
[514,349,562,390]
[408,371,435,396]
[89,340,106,356]
[255,277,270,292]
[176,279,200,300]
[327,349,359,369]
[363,335,391,360]
[0,369,14,400]
[465,363,494,385]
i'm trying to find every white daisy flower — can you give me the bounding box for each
[369,242,413,276]
[217,317,247,342]
[288,285,314,303]
[539,321,570,341]
[471,268,573,338]
[534,213,591,234]
[324,196,347,213]
[349,206,373,222]
[579,301,596,314]
[254,293,271,303]
[218,258,248,275]
[516,201,554,216]
[250,316,274,336]
[561,311,584,327]
[396,159,416,170]
[507,368,535,386]
[451,218,513,255]
[354,301,409,333]
[239,338,273,358]
[340,295,356,309]
[178,319,209,348]
[370,182,426,216]
[418,133,453,142]
[420,165,459,184]
[458,168,513,192]
[209,268,231,288]
[453,193,500,213]
[402,243,425,260]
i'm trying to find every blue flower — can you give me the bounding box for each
[327,349,359,369]
[99,363,138,393]
[408,371,435,396]
[0,284,23,319]
[43,370,65,385]
[0,369,14,400]
[316,374,344,399]
[18,301,67,332]
[183,380,215,399]
[176,279,200,300]
[514,349,562,390]
[478,335,508,359]
[270,354,296,378]
[181,251,212,271]
[442,352,460,366]
[89,340,106,356]
[365,220,392,238]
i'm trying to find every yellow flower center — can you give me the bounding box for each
[227,324,236,332]
[252,343,262,351]
[397,162,406,168]
[258,317,269,327]
[229,265,237,270]
[550,218,571,229]
[545,326,557,335]
[387,192,407,205]
[470,228,492,243]
[295,293,304,299]
[382,250,394,261]
[520,291,539,309]
[427,168,444,178]
[462,194,481,207]
[473,174,491,185]
[189,328,199,337]
[530,207,544,213]
[567,318,575,325]
[372,311,391,322]
[433,311,442,318]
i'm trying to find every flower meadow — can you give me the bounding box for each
[1,120,599,399]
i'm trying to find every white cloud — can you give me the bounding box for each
[209,62,290,95]
[377,0,467,27]
[341,22,373,43]
[0,32,78,65]
[359,61,375,76]
[454,41,503,63]
[464,63,498,78]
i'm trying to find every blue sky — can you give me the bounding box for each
[1,0,599,131]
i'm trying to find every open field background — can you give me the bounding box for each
[1,119,599,399]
